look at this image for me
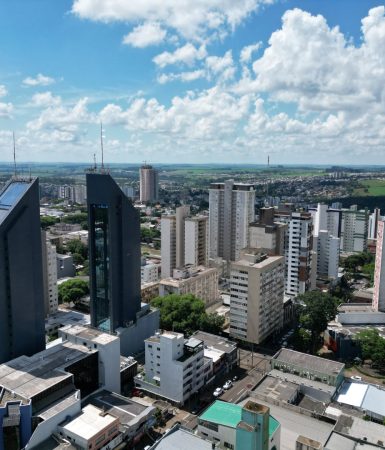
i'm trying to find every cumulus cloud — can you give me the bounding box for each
[0,85,7,98]
[30,92,61,107]
[153,43,207,68]
[71,0,274,41]
[0,102,13,118]
[157,70,206,84]
[23,73,55,87]
[123,22,167,47]
[240,42,262,64]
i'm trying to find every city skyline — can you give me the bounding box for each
[0,0,385,165]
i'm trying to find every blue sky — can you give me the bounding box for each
[0,0,385,164]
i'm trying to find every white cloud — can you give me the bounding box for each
[0,102,13,118]
[153,43,207,68]
[31,92,61,107]
[0,85,7,98]
[157,70,206,84]
[23,73,55,87]
[240,42,262,64]
[71,0,273,41]
[206,50,236,81]
[123,22,167,47]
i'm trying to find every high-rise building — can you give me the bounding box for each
[340,205,369,253]
[87,172,159,355]
[42,230,59,315]
[209,180,255,262]
[373,219,385,312]
[229,250,284,344]
[0,178,45,363]
[309,203,341,238]
[140,164,158,203]
[161,214,177,279]
[285,212,314,296]
[368,207,381,239]
[175,205,190,268]
[184,215,209,266]
[248,207,286,256]
[87,172,141,332]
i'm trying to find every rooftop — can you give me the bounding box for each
[149,425,213,450]
[269,369,336,395]
[199,400,279,436]
[232,253,283,269]
[0,341,96,399]
[254,375,299,403]
[60,404,117,440]
[337,381,385,418]
[273,348,344,376]
[60,324,118,345]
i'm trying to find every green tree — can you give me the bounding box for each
[58,279,89,304]
[41,215,59,230]
[355,328,385,369]
[66,239,88,259]
[150,294,224,335]
[297,291,340,353]
[62,212,88,225]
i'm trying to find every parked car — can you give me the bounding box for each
[213,387,224,397]
[232,376,238,382]
[223,380,233,390]
[351,375,362,381]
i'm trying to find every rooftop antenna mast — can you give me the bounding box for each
[13,132,17,178]
[266,154,270,200]
[100,122,104,172]
[93,153,97,171]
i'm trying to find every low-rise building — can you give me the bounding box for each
[134,331,207,405]
[58,404,121,450]
[197,400,280,450]
[57,254,75,279]
[159,266,219,306]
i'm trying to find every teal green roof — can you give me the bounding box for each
[199,401,280,437]
[200,401,242,428]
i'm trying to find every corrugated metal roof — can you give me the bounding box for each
[362,385,385,417]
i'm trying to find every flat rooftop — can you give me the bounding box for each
[269,369,336,395]
[199,400,279,436]
[273,348,344,376]
[60,324,118,345]
[254,375,299,403]
[335,415,385,448]
[232,254,283,269]
[60,404,117,440]
[192,331,237,354]
[87,390,154,426]
[0,342,96,399]
[337,381,385,418]
[149,425,213,450]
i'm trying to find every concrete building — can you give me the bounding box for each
[209,180,255,263]
[159,266,219,307]
[285,211,314,297]
[229,250,284,344]
[148,424,214,450]
[373,219,385,312]
[57,253,76,279]
[140,164,158,203]
[42,230,59,315]
[141,259,159,284]
[197,400,280,450]
[58,404,121,450]
[134,331,207,405]
[314,231,340,280]
[161,214,177,279]
[368,207,381,239]
[341,205,369,253]
[176,205,190,268]
[249,207,286,256]
[309,203,341,238]
[122,184,135,200]
[87,172,159,355]
[0,177,45,364]
[185,215,209,267]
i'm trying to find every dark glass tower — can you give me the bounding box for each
[0,178,45,363]
[87,172,141,332]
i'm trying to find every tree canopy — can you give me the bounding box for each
[150,294,225,336]
[66,239,88,259]
[58,278,89,304]
[41,215,59,230]
[355,328,385,369]
[297,291,340,353]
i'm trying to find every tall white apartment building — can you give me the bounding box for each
[209,180,255,262]
[310,204,340,279]
[373,219,385,312]
[185,215,209,266]
[41,231,58,315]
[71,184,87,205]
[368,208,381,239]
[134,331,206,405]
[176,205,190,268]
[161,215,176,279]
[159,266,219,306]
[285,212,314,296]
[140,164,158,203]
[340,205,369,253]
[229,250,284,344]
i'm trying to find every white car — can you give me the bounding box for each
[223,380,233,390]
[351,375,362,381]
[213,387,223,397]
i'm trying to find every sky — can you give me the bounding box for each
[1,0,385,165]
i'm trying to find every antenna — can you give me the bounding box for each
[100,122,104,171]
[13,132,17,178]
[266,154,269,200]
[93,153,97,171]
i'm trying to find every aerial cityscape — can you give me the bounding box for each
[1,1,385,450]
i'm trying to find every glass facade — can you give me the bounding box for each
[92,204,111,332]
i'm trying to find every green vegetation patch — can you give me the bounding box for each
[353,179,385,196]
